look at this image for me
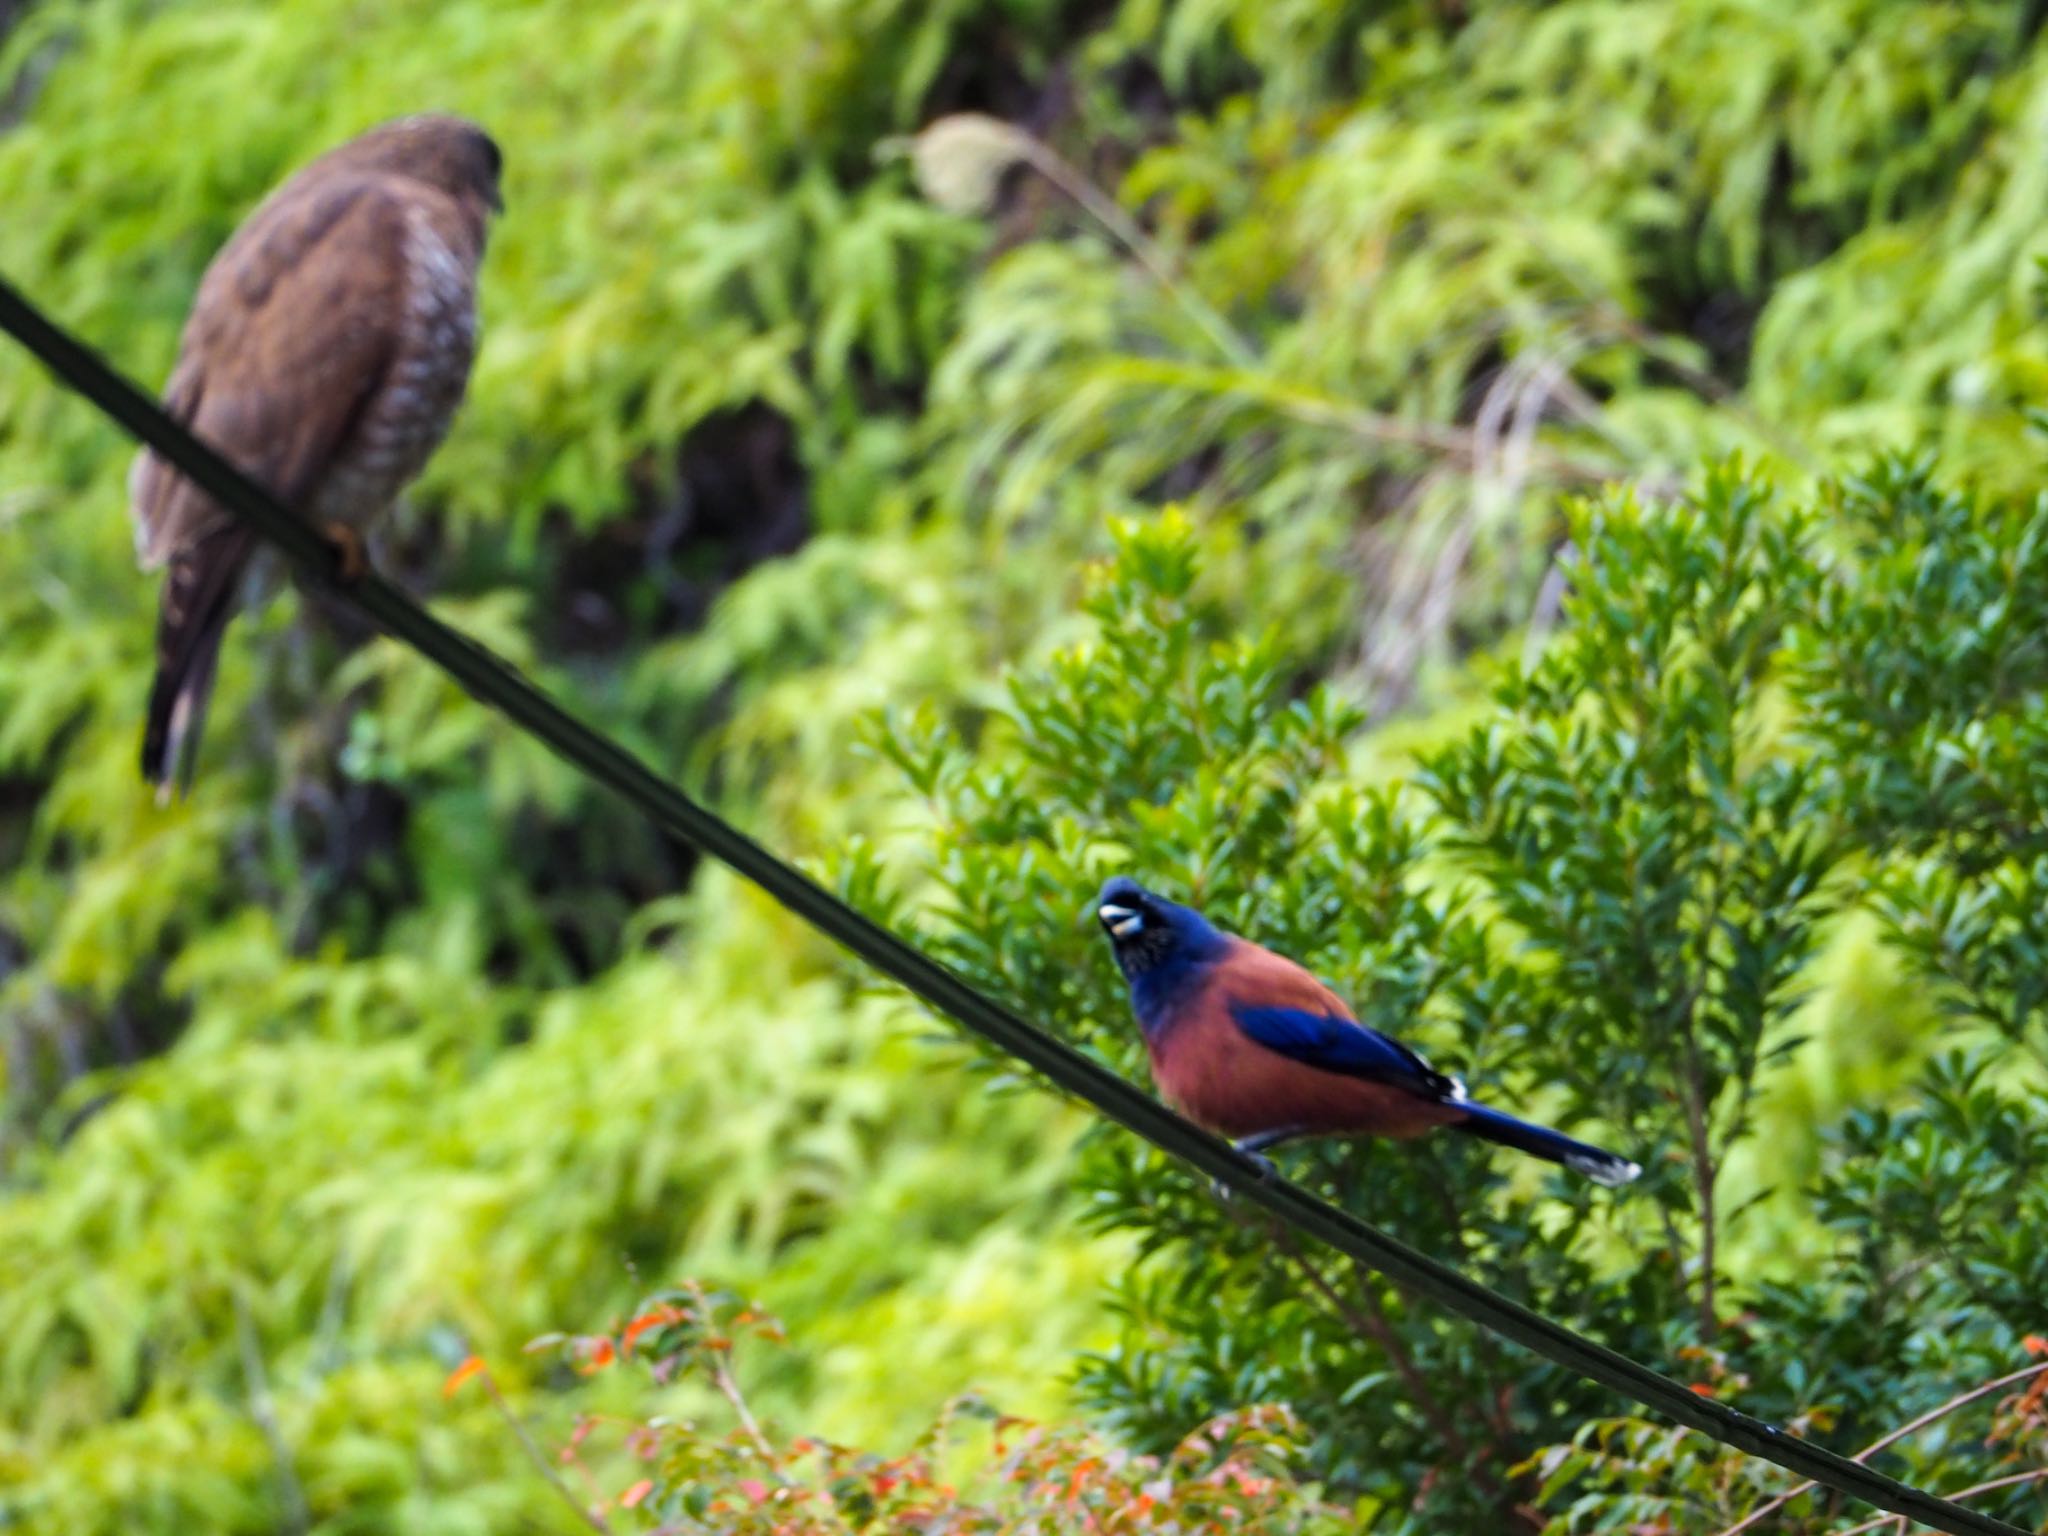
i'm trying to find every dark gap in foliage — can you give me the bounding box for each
[0,0,59,130]
[1456,340,1514,423]
[274,774,416,957]
[1681,289,1764,390]
[0,769,42,879]
[514,808,699,985]
[1097,53,1190,130]
[261,403,794,987]
[1628,143,1860,396]
[279,767,696,990]
[4,965,188,1150]
[915,11,1064,127]
[97,970,186,1076]
[1078,52,1200,199]
[925,37,1189,256]
[543,401,810,659]
[914,18,1077,248]
[1137,440,1228,506]
[1756,138,1843,282]
[841,345,928,419]
[1114,36,1259,118]
[968,58,1084,256]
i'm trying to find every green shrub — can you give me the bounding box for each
[869,472,2048,1530]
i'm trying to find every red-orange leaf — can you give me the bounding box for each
[442,1356,486,1398]
[1688,1382,1718,1398]
[622,1305,684,1355]
[620,1479,655,1509]
[2024,1335,2048,1358]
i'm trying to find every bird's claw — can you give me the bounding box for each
[321,521,367,584]
[1211,1149,1278,1203]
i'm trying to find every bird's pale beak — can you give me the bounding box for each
[1098,903,1142,938]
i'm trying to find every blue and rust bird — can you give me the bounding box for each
[1093,875,1641,1187]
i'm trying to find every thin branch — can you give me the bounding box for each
[1504,210,1817,471]
[1653,1183,1701,1322]
[1523,552,1572,667]
[1367,342,1585,694]
[711,1352,773,1460]
[1014,140,1261,371]
[1346,1254,1543,1534]
[1228,367,1623,484]
[311,1251,352,1378]
[1414,1156,1519,1446]
[1660,843,1738,1345]
[1832,1467,2048,1536]
[912,122,1673,498]
[233,1286,309,1536]
[1264,1219,1529,1523]
[1677,1017,1720,1339]
[1272,1227,1478,1468]
[480,1368,613,1536]
[1077,351,1640,491]
[1585,301,1821,474]
[681,1279,775,1460]
[1715,1361,2048,1536]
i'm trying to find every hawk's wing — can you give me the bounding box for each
[131,170,423,794]
[129,173,416,567]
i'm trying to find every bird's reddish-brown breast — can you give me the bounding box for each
[1147,939,1466,1140]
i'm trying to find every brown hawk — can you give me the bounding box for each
[129,113,503,797]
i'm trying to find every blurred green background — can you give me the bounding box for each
[6,1,2048,1531]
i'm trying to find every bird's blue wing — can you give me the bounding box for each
[1230,1003,1455,1100]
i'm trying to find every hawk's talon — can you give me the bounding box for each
[322,522,367,584]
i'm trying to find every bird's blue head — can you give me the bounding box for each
[1093,875,1230,1035]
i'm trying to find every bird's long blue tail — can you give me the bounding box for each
[1454,1102,1641,1187]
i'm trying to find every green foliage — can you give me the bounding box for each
[10,1,2048,1533]
[1423,469,1839,1321]
[0,876,1120,1533]
[1794,462,2048,870]
[0,0,1121,1526]
[1422,469,2048,1532]
[870,477,2048,1530]
[917,0,2048,686]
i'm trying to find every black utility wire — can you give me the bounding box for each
[0,274,2029,1536]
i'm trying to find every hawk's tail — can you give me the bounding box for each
[142,525,252,800]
